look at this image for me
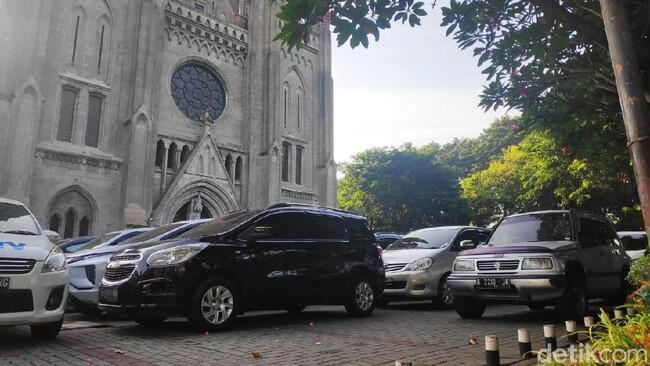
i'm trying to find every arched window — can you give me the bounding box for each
[64,208,76,239]
[180,145,191,164]
[225,154,233,178]
[79,216,90,236]
[209,156,216,176]
[168,142,178,169]
[49,186,95,238]
[235,156,243,182]
[282,83,290,128]
[155,140,165,167]
[49,214,61,234]
[199,155,205,174]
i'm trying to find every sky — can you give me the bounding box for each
[331,1,506,163]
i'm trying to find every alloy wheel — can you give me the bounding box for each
[440,278,454,307]
[200,285,234,325]
[355,281,374,311]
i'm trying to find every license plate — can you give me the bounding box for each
[100,287,118,303]
[476,278,511,289]
[0,276,9,293]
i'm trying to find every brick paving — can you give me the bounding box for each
[0,303,587,365]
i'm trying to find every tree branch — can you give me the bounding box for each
[532,0,608,47]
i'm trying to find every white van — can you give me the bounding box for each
[0,197,68,339]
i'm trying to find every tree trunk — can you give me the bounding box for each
[600,0,650,234]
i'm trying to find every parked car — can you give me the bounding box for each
[448,210,631,320]
[67,220,209,313]
[618,231,648,261]
[0,197,68,339]
[375,232,402,249]
[58,236,95,254]
[381,226,490,308]
[98,204,385,331]
[66,227,154,312]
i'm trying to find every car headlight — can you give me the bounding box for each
[42,246,67,273]
[453,259,475,271]
[404,257,433,271]
[522,257,554,270]
[146,243,209,267]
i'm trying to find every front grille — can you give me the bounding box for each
[477,260,520,271]
[103,264,136,282]
[0,258,36,274]
[111,254,142,262]
[385,280,407,289]
[0,290,33,313]
[384,263,407,272]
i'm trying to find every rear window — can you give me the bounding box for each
[0,202,40,236]
[345,218,374,242]
[620,233,648,251]
[304,213,347,240]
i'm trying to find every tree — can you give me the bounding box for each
[461,130,643,227]
[338,145,468,232]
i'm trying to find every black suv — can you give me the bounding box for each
[98,204,384,331]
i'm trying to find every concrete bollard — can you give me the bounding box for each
[614,309,625,321]
[583,316,595,328]
[543,325,557,351]
[485,335,500,366]
[517,328,532,359]
[565,320,578,344]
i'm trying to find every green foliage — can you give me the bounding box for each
[586,309,650,365]
[338,144,468,232]
[628,255,650,289]
[272,0,427,50]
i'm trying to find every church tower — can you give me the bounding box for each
[0,0,336,237]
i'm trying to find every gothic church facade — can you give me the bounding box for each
[0,0,336,237]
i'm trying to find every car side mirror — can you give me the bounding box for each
[43,230,61,243]
[242,226,273,242]
[459,240,476,250]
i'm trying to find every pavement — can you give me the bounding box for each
[0,303,593,366]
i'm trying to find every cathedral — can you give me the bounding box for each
[0,0,336,238]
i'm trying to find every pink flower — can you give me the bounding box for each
[510,124,519,132]
[560,146,572,155]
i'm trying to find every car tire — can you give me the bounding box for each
[453,296,486,319]
[344,276,377,317]
[30,319,63,340]
[134,317,166,328]
[528,302,546,311]
[432,274,454,309]
[187,277,239,332]
[285,305,306,314]
[555,273,587,320]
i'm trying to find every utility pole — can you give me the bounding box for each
[600,0,650,233]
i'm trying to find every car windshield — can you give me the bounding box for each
[76,231,120,252]
[177,210,263,239]
[122,222,186,244]
[0,201,40,236]
[386,228,457,250]
[488,213,573,245]
[619,233,648,251]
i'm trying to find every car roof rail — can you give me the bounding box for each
[265,203,362,217]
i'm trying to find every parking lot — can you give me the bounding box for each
[0,303,584,366]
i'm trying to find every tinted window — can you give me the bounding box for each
[0,202,39,236]
[489,213,572,246]
[304,213,347,240]
[345,218,374,242]
[179,210,262,239]
[388,228,458,250]
[456,230,477,244]
[620,233,648,251]
[247,212,304,239]
[579,218,605,247]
